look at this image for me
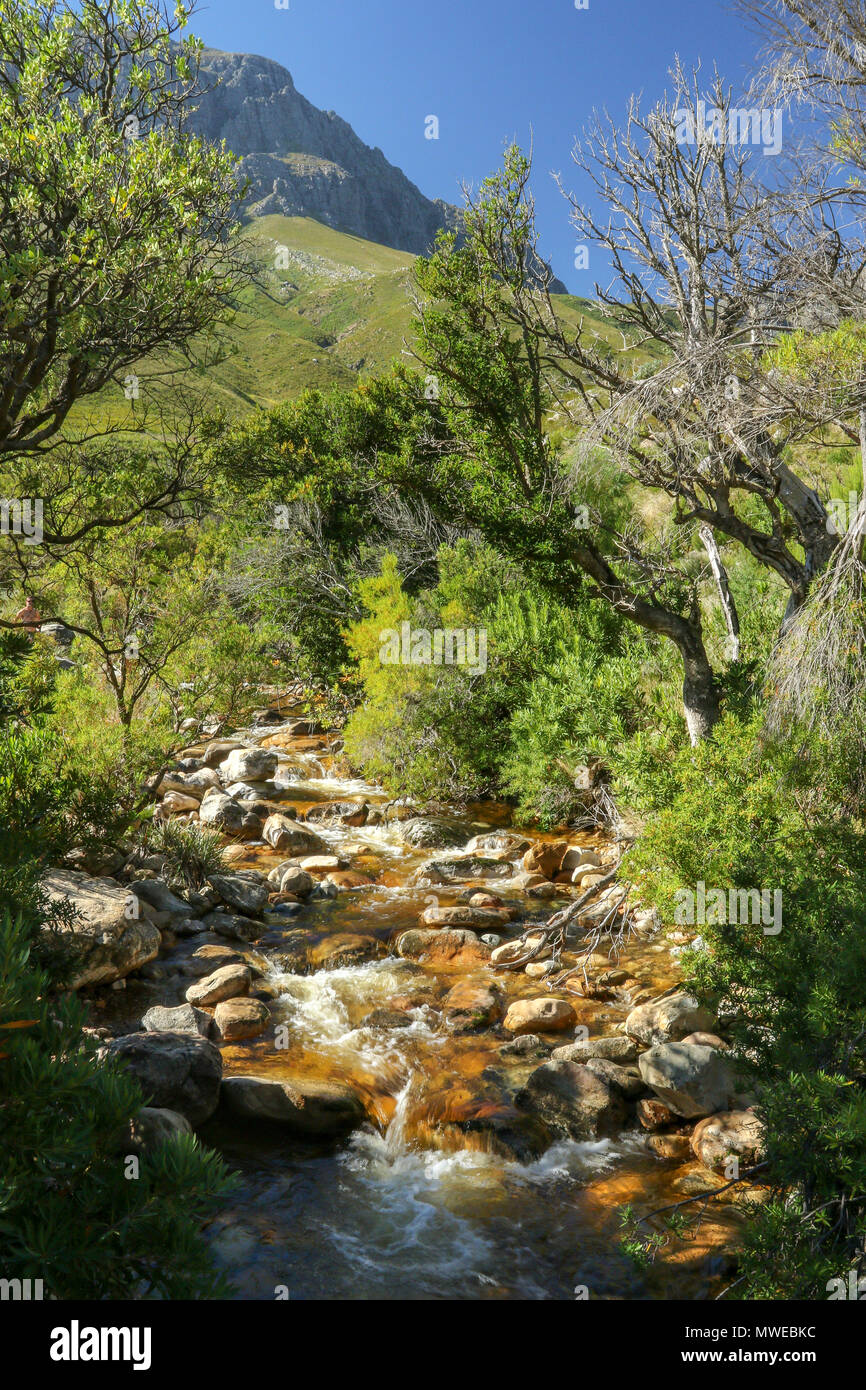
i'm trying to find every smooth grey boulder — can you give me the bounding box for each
[207,872,269,916]
[127,1106,193,1152]
[141,1003,213,1038]
[106,1032,223,1126]
[552,1035,639,1065]
[219,747,278,783]
[626,992,718,1047]
[516,1060,627,1140]
[133,879,192,917]
[638,1042,733,1118]
[220,1075,365,1136]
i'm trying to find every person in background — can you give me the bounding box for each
[15,595,42,639]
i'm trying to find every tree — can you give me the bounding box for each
[0,0,248,457]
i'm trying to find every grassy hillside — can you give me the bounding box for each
[72,216,656,432]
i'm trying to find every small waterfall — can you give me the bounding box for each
[384,1074,416,1159]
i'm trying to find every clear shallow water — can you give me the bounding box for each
[179,718,737,1299]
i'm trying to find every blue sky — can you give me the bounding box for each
[191,0,766,291]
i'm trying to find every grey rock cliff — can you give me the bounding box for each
[189,48,566,289]
[189,48,461,255]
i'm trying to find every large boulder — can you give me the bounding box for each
[220,1075,365,1136]
[626,992,717,1046]
[396,928,492,967]
[516,1060,627,1140]
[219,747,278,783]
[208,872,269,916]
[522,840,568,879]
[398,817,467,850]
[185,963,251,1007]
[503,998,576,1036]
[262,814,328,855]
[638,1042,733,1119]
[141,1003,213,1038]
[106,1032,223,1126]
[690,1110,765,1173]
[41,870,160,989]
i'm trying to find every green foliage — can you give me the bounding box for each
[0,909,235,1299]
[0,0,247,454]
[625,716,866,1297]
[145,818,226,891]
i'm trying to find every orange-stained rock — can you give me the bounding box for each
[503,997,576,1035]
[396,928,492,967]
[690,1110,765,1173]
[522,839,568,879]
[443,979,503,1027]
[214,997,270,1042]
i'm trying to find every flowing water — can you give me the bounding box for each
[106,710,744,1300]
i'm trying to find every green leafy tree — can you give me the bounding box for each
[0,0,248,456]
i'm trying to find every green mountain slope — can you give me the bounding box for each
[73,215,659,431]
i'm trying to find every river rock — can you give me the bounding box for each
[443,979,503,1028]
[198,792,245,834]
[560,846,603,874]
[636,1097,678,1131]
[213,997,270,1041]
[396,928,492,967]
[107,1032,223,1126]
[503,998,576,1036]
[262,814,327,854]
[463,831,531,856]
[638,1042,733,1118]
[646,1134,693,1161]
[499,1034,553,1058]
[203,739,245,768]
[310,933,386,970]
[551,1035,638,1064]
[690,1110,765,1173]
[398,817,468,850]
[220,1075,365,1136]
[41,870,161,989]
[141,1003,213,1038]
[522,840,568,879]
[219,747,278,783]
[186,963,251,1007]
[584,1057,645,1099]
[127,1106,193,1152]
[516,1060,627,1140]
[422,856,513,883]
[133,880,192,918]
[304,799,368,826]
[626,992,718,1046]
[278,866,315,897]
[208,872,268,916]
[420,905,506,931]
